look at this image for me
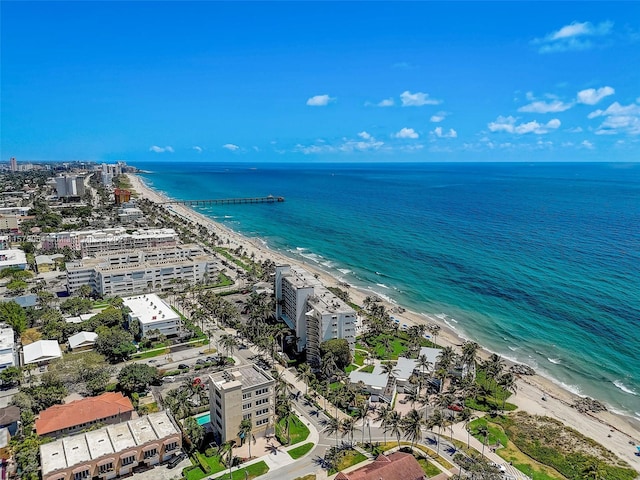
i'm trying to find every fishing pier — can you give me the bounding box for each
[159,195,285,207]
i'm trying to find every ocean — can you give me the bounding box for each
[138,161,640,418]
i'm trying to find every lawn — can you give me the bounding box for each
[293,475,316,480]
[468,417,509,448]
[277,415,310,446]
[353,350,367,366]
[417,458,443,477]
[131,347,169,359]
[288,442,314,459]
[345,364,358,374]
[184,454,226,480]
[328,449,368,475]
[225,461,269,480]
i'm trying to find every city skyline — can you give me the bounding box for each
[2,1,639,162]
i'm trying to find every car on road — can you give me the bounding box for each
[178,364,190,370]
[447,403,464,412]
[163,376,176,382]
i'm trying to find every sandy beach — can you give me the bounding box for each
[128,173,640,471]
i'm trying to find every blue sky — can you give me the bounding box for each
[2,1,639,162]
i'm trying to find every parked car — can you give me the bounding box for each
[178,364,190,370]
[447,403,464,412]
[167,453,186,469]
[196,359,206,365]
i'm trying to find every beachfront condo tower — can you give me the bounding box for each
[274,264,356,366]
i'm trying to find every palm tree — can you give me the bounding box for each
[340,417,358,447]
[497,372,517,410]
[401,408,423,448]
[427,408,446,456]
[219,333,238,358]
[461,341,479,376]
[483,353,505,399]
[325,416,341,447]
[416,354,433,394]
[374,404,392,445]
[477,424,489,458]
[405,389,421,409]
[384,411,403,449]
[427,324,441,346]
[238,418,253,457]
[381,362,399,381]
[295,363,314,396]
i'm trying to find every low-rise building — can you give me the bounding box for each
[35,254,64,273]
[22,340,62,365]
[349,363,394,403]
[42,228,126,251]
[36,392,135,438]
[208,364,275,444]
[0,406,20,436]
[117,207,144,224]
[67,331,98,351]
[275,264,356,365]
[0,249,27,272]
[335,452,426,480]
[122,294,180,338]
[0,324,17,371]
[40,411,181,480]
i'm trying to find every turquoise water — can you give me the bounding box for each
[196,412,211,426]
[138,162,640,418]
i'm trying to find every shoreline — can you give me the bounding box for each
[128,172,640,471]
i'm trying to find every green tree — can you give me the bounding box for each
[48,351,114,395]
[0,366,22,386]
[95,326,136,362]
[117,363,161,394]
[319,339,351,370]
[184,416,205,452]
[12,434,41,480]
[384,410,403,449]
[238,418,253,457]
[59,297,93,316]
[78,284,93,299]
[400,408,424,448]
[6,279,28,295]
[0,301,27,335]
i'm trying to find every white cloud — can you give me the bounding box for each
[295,132,385,154]
[149,145,173,153]
[400,90,441,107]
[431,127,457,138]
[222,143,240,151]
[377,98,394,107]
[567,126,583,133]
[192,146,203,153]
[518,100,573,113]
[533,21,614,53]
[581,140,595,149]
[588,101,640,135]
[394,127,419,139]
[577,86,615,105]
[306,94,334,106]
[430,111,448,122]
[488,116,561,134]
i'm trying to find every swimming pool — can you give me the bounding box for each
[195,412,211,426]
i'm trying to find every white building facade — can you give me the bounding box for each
[275,265,356,365]
[0,325,17,371]
[66,245,217,296]
[122,294,180,338]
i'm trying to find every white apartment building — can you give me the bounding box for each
[0,324,17,371]
[208,365,275,444]
[66,245,217,296]
[117,207,144,224]
[0,249,27,272]
[80,228,177,257]
[122,294,180,338]
[274,265,356,365]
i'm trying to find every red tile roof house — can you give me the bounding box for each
[35,392,135,438]
[335,452,427,480]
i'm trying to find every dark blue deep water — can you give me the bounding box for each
[138,162,640,417]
